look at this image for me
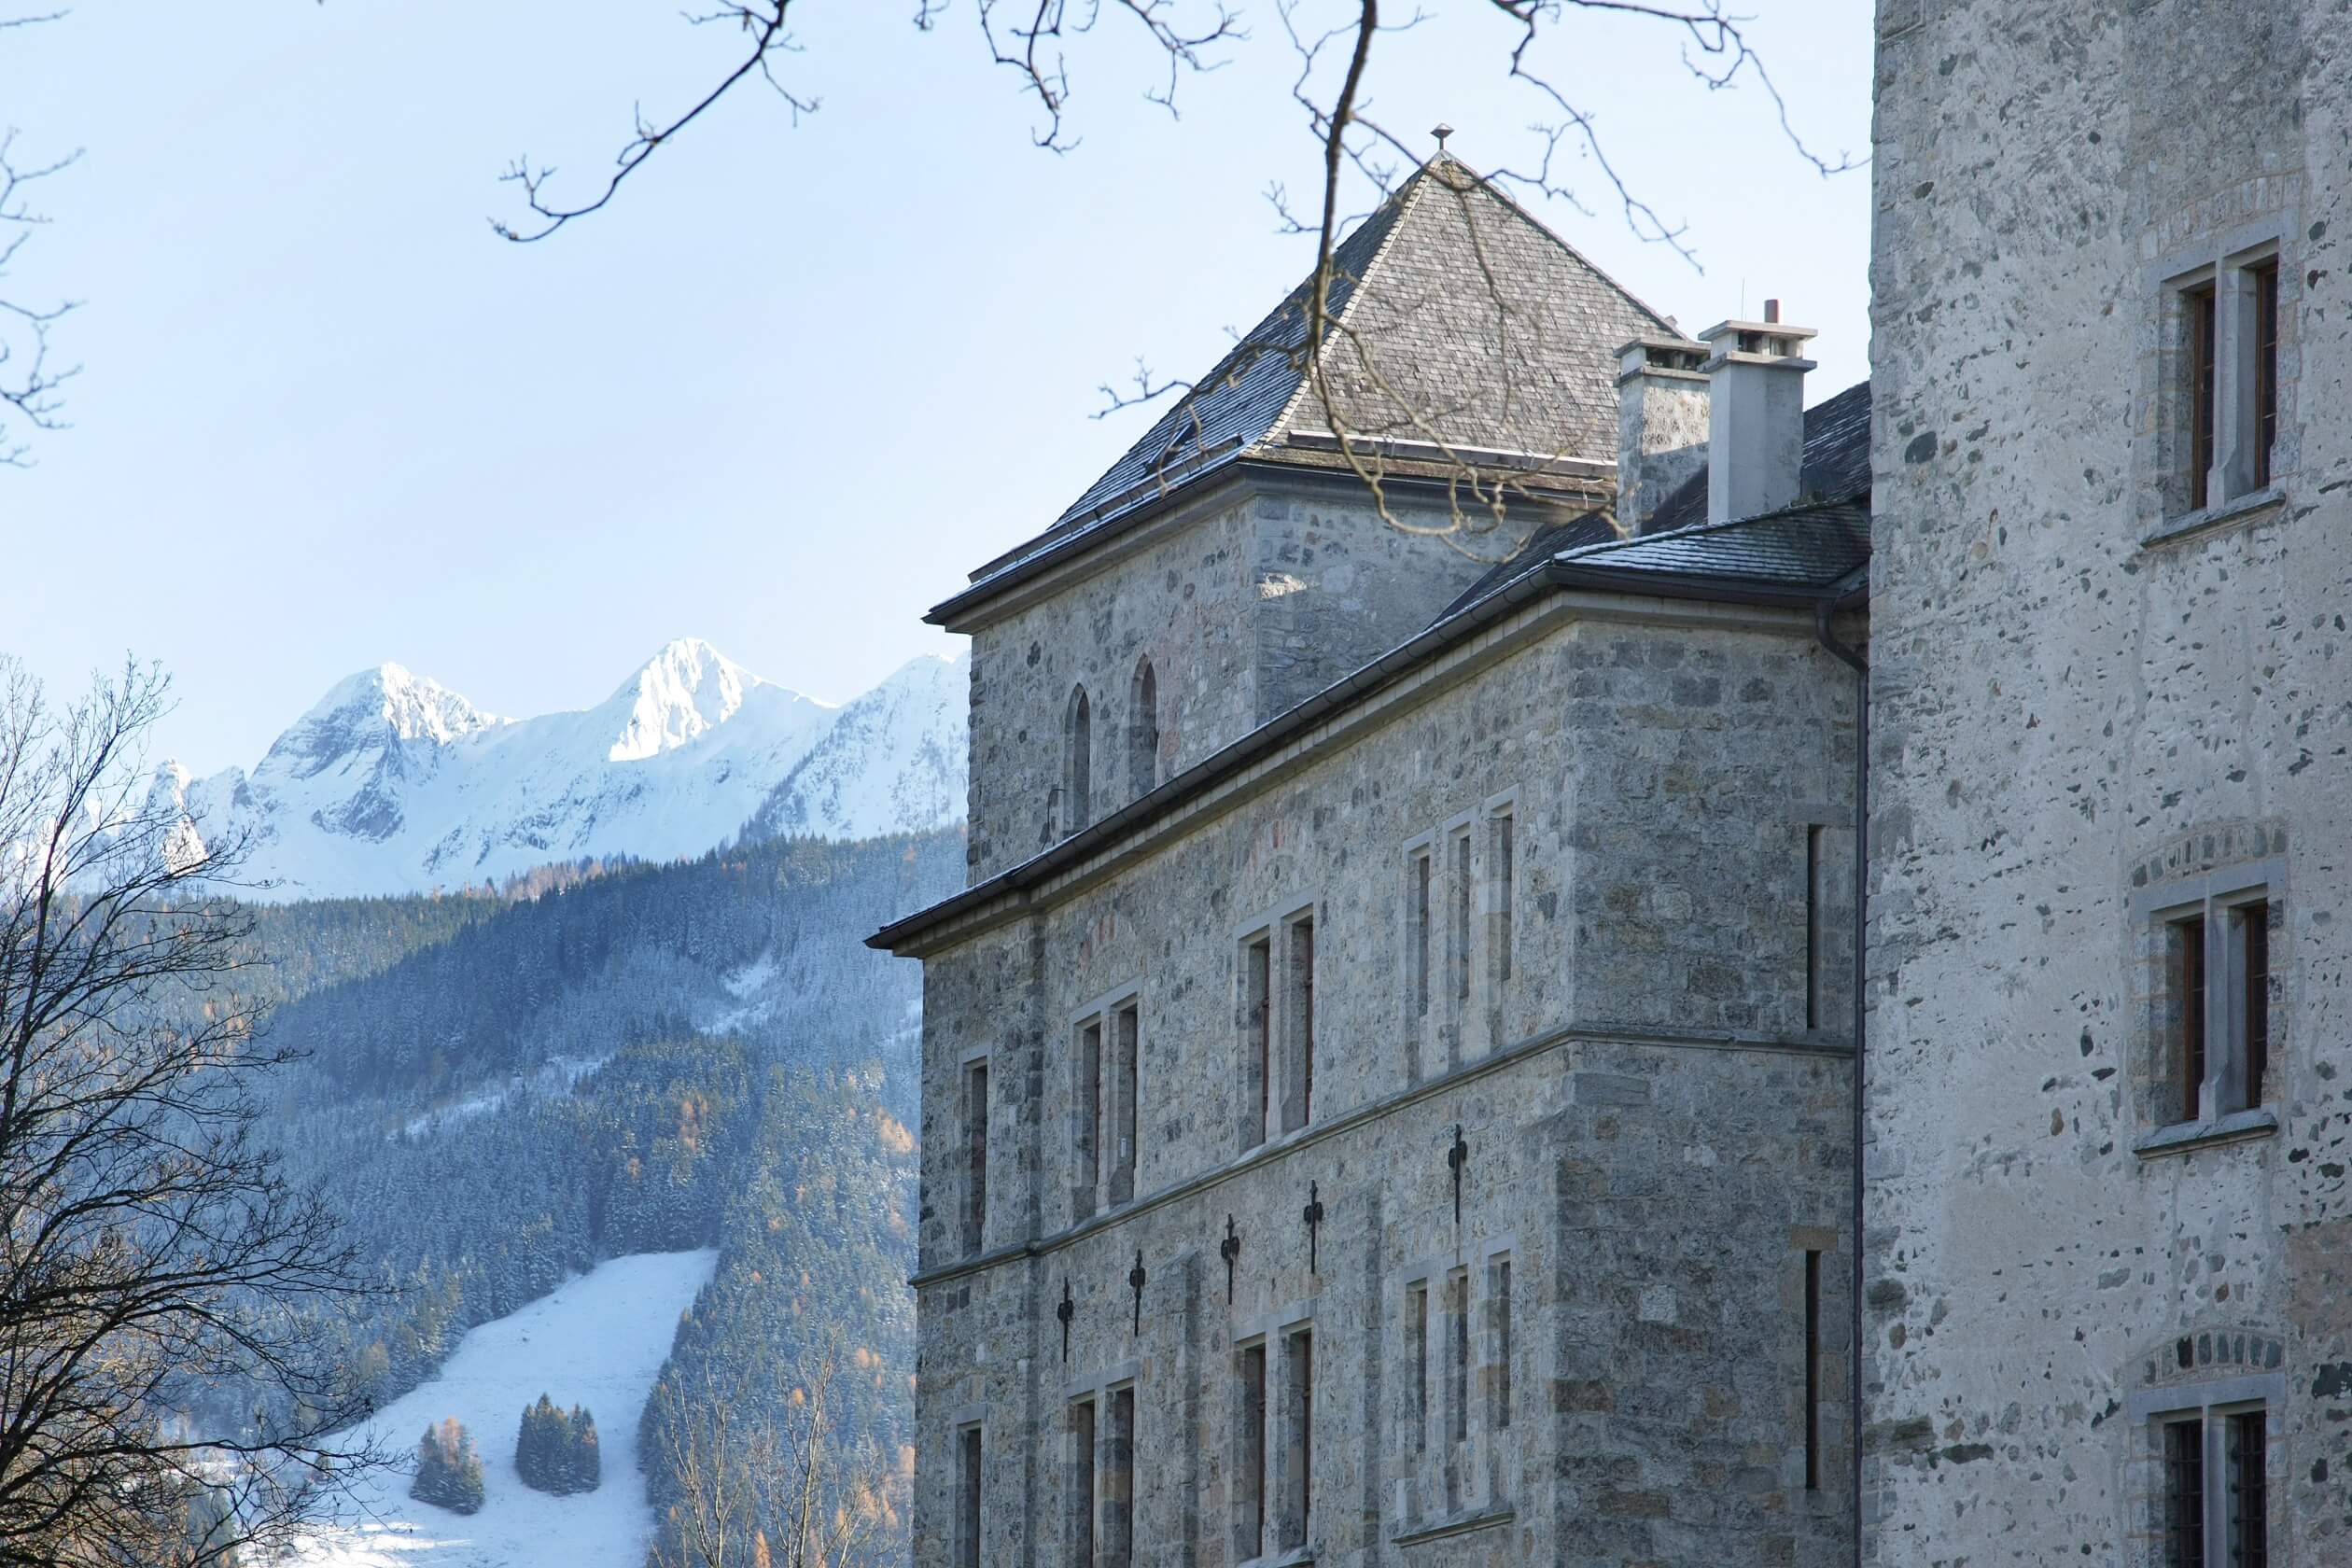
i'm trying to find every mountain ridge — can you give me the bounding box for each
[156,638,966,902]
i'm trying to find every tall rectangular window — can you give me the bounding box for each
[1490,1255,1514,1431]
[1076,1020,1102,1220]
[1493,811,1515,985]
[1105,1385,1137,1568]
[2237,902,2270,1108]
[958,1426,984,1568]
[1281,1330,1314,1551]
[2228,1411,2267,1568]
[1237,1345,1267,1561]
[1412,851,1433,1018]
[1447,1269,1469,1445]
[962,1061,989,1255]
[2188,280,2218,511]
[1245,937,1271,1149]
[2253,259,2280,490]
[1112,1002,1140,1206]
[1070,1397,1097,1563]
[2176,916,2207,1124]
[1803,1250,1823,1491]
[1285,917,1315,1133]
[1450,832,1473,1006]
[2166,1419,2206,1568]
[1407,1283,1429,1453]
[1805,825,1824,1030]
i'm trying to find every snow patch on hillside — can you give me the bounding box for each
[274,1249,716,1568]
[399,1056,609,1141]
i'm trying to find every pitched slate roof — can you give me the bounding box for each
[932,154,1676,625]
[1556,498,1870,592]
[1642,378,1872,535]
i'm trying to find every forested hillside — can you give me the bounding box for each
[214,829,958,1563]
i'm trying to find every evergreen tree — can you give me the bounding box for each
[568,1405,601,1494]
[411,1418,486,1515]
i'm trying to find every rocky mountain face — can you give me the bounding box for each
[156,638,966,901]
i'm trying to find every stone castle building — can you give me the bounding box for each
[1864,1,2345,1563]
[875,6,2351,1562]
[874,153,1875,1565]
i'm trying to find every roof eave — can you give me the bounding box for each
[872,540,1870,956]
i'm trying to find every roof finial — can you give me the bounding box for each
[1431,122,1453,153]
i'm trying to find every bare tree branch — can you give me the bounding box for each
[0,9,82,467]
[0,657,382,1565]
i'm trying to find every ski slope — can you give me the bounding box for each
[276,1249,718,1567]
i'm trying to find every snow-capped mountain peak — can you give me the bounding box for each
[159,640,966,902]
[601,637,791,763]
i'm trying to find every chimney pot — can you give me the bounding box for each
[1764,298,1781,324]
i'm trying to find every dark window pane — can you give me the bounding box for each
[2177,917,2207,1123]
[2254,262,2280,490]
[2229,1411,2267,1568]
[2189,283,2218,511]
[2167,1418,2206,1568]
[2240,903,2270,1108]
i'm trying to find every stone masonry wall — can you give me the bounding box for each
[913,603,1860,1565]
[960,472,1522,887]
[1869,1,2352,1561]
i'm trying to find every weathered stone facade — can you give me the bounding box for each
[1867,1,2344,1561]
[880,151,1875,1568]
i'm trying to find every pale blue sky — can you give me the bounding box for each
[0,0,1872,775]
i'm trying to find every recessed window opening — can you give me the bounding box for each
[1112,1002,1140,1206]
[1447,1269,1469,1446]
[1490,1255,1514,1432]
[1128,659,1160,795]
[1244,936,1271,1150]
[1070,1396,1097,1563]
[1493,810,1515,986]
[1408,1283,1429,1453]
[1077,1019,1103,1221]
[1411,850,1434,1020]
[2188,280,2218,512]
[1805,825,1824,1030]
[1237,1344,1267,1561]
[1450,833,1473,1007]
[2165,1418,2205,1568]
[958,1426,984,1568]
[2228,1410,2267,1568]
[2253,259,2280,491]
[1803,1249,1822,1491]
[1281,1330,1314,1551]
[1105,1385,1137,1568]
[962,1060,989,1256]
[2237,901,2270,1109]
[1065,685,1093,833]
[2175,916,2207,1125]
[1284,916,1315,1134]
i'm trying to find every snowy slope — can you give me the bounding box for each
[746,651,966,843]
[275,1249,717,1568]
[159,640,967,901]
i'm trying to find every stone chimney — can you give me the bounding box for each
[1699,300,1817,525]
[1614,332,1711,534]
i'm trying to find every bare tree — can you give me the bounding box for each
[0,657,374,1567]
[487,1,1855,552]
[647,1335,902,1568]
[0,9,78,468]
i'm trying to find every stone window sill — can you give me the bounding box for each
[2134,1106,2278,1159]
[2143,486,2286,549]
[1391,1506,1515,1547]
[1238,1546,1316,1568]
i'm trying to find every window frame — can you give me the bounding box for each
[959,1050,991,1257]
[1234,896,1319,1151]
[1070,986,1144,1218]
[2152,222,2294,534]
[2147,880,2277,1139]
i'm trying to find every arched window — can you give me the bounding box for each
[1128,659,1160,794]
[1065,685,1093,833]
